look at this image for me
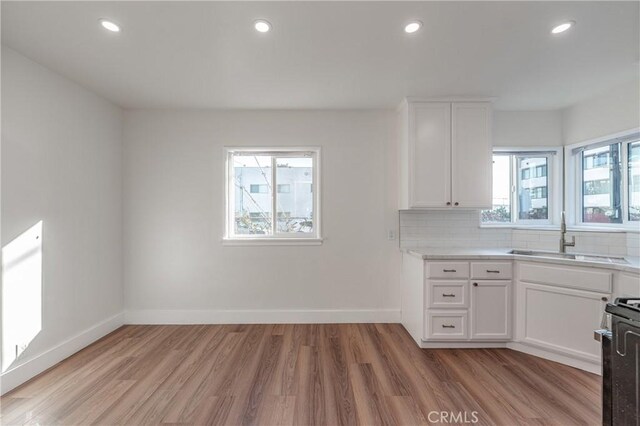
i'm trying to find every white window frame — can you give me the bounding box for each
[223,147,322,245]
[481,147,562,228]
[566,128,640,231]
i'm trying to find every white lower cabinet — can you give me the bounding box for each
[514,261,614,371]
[422,261,511,343]
[471,280,510,340]
[401,254,633,372]
[515,281,609,363]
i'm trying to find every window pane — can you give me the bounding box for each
[276,157,313,233]
[629,141,640,221]
[233,155,273,235]
[517,157,548,220]
[582,144,622,223]
[482,155,511,223]
[277,184,290,193]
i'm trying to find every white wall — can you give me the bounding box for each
[1,47,124,393]
[123,110,401,323]
[493,110,563,147]
[562,78,640,145]
[494,78,640,148]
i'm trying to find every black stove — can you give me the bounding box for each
[606,297,640,322]
[600,297,640,426]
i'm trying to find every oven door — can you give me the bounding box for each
[611,315,640,425]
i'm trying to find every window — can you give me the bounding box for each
[629,141,640,221]
[483,155,511,223]
[584,151,610,170]
[583,179,611,195]
[482,151,556,225]
[225,148,321,242]
[276,184,290,193]
[572,133,640,227]
[580,143,622,224]
[250,184,269,194]
[517,157,549,220]
[530,186,547,199]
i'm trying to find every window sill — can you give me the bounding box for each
[479,224,638,233]
[567,226,637,234]
[480,224,558,231]
[222,238,323,246]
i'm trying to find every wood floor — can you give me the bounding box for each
[1,324,601,425]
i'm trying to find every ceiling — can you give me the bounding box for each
[2,1,638,110]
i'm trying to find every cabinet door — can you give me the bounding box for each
[516,282,609,363]
[409,102,451,208]
[451,102,492,208]
[471,280,510,340]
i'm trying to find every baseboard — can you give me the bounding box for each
[125,308,401,324]
[507,342,601,375]
[1,312,125,395]
[420,341,508,349]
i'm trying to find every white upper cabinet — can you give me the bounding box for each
[451,103,493,208]
[399,99,492,209]
[407,102,451,208]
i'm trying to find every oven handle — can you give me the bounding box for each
[594,329,612,342]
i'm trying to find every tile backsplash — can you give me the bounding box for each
[627,233,640,257]
[400,210,511,249]
[511,229,628,256]
[400,210,640,257]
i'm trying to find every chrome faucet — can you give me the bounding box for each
[559,211,575,253]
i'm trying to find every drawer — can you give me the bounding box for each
[427,262,469,279]
[424,310,468,340]
[428,280,468,308]
[617,273,640,297]
[471,262,512,280]
[518,262,612,293]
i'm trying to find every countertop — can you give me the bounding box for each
[405,247,640,274]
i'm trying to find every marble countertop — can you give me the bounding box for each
[405,247,640,273]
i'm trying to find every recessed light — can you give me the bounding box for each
[99,19,121,33]
[254,19,271,33]
[551,21,575,34]
[404,21,422,34]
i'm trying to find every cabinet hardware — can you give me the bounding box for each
[442,293,456,297]
[443,269,456,272]
[446,202,451,206]
[473,283,478,287]
[454,202,459,206]
[601,297,608,302]
[442,324,455,328]
[486,270,500,273]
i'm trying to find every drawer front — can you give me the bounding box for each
[471,262,512,280]
[617,273,640,297]
[428,280,468,308]
[518,262,612,293]
[427,262,469,279]
[424,310,468,340]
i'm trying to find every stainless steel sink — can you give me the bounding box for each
[509,249,629,264]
